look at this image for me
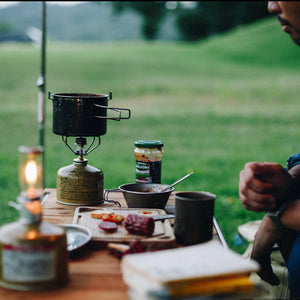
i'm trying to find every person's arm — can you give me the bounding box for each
[239,162,295,212]
[251,212,298,286]
[288,163,300,190]
[241,162,300,286]
[250,215,282,286]
[271,164,300,231]
[279,200,300,232]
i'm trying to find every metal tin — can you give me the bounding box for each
[56,159,104,205]
[134,140,163,183]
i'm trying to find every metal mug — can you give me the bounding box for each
[174,191,216,245]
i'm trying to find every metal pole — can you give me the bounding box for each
[37,1,46,188]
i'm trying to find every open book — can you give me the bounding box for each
[121,240,259,298]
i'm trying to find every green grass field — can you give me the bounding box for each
[1,17,300,252]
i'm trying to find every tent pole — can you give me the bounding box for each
[37,1,46,188]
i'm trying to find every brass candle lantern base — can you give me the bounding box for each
[0,200,69,291]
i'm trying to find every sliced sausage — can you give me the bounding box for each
[124,214,155,236]
[98,221,118,233]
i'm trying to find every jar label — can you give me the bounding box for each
[2,244,56,282]
[136,161,161,183]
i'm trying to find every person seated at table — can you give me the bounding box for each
[239,2,300,299]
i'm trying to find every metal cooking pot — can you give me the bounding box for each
[104,183,175,209]
[48,92,131,137]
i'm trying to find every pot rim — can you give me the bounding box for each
[174,191,216,201]
[52,93,109,99]
[119,183,175,194]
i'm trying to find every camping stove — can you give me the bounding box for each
[49,92,131,205]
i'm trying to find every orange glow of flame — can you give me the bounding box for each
[25,200,42,215]
[25,160,37,185]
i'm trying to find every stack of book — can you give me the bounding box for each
[121,240,260,299]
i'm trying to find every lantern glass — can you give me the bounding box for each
[18,146,44,200]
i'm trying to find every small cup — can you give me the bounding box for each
[174,191,216,245]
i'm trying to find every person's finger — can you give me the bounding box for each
[250,162,283,179]
[239,187,276,211]
[240,166,275,193]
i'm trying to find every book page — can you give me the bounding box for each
[121,240,259,285]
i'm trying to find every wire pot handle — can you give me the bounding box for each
[103,189,122,207]
[92,104,131,121]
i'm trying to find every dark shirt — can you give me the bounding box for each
[287,151,300,170]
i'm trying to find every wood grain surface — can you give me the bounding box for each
[0,189,222,299]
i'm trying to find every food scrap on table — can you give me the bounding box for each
[107,241,145,258]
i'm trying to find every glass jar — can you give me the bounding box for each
[134,140,164,183]
[18,146,44,200]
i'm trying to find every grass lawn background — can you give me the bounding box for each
[1,17,300,252]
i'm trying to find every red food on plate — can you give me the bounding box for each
[124,214,155,236]
[98,221,118,233]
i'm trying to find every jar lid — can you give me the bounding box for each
[18,145,44,154]
[134,140,164,148]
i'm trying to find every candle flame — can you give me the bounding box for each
[25,160,37,185]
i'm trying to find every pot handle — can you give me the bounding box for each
[48,91,53,100]
[103,189,122,207]
[92,104,131,121]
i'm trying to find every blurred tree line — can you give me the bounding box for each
[111,1,270,40]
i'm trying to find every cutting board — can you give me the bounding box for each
[73,206,176,250]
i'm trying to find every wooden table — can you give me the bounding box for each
[0,189,227,300]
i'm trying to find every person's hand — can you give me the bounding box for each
[239,162,293,212]
[250,215,283,286]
